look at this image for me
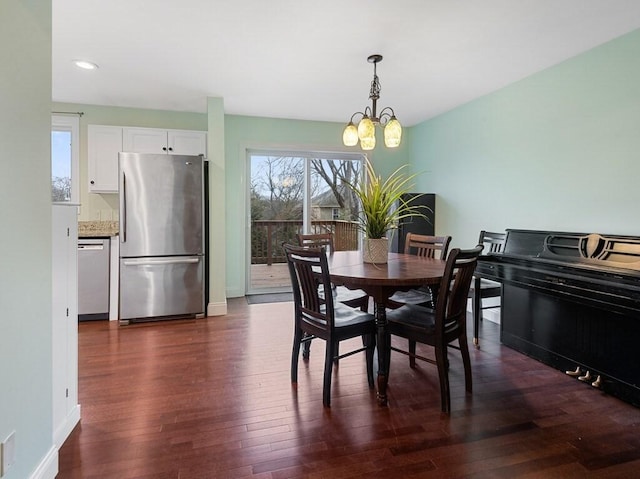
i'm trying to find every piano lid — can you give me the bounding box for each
[502,229,640,273]
[476,229,640,318]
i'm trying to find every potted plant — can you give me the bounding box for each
[345,158,428,263]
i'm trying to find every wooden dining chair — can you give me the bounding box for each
[296,233,370,312]
[386,245,483,413]
[283,243,376,407]
[296,232,335,250]
[387,233,452,308]
[468,231,506,349]
[405,233,452,259]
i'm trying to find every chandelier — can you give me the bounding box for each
[342,54,402,150]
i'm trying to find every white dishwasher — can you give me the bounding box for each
[78,238,110,320]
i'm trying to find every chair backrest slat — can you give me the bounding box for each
[479,231,506,254]
[296,233,335,253]
[284,243,335,329]
[404,233,452,260]
[435,245,484,336]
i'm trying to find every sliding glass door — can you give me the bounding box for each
[247,150,363,293]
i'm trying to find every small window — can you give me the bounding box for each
[332,208,340,220]
[51,115,79,203]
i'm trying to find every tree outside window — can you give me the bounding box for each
[51,115,79,203]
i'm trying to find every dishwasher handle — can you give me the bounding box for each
[78,239,106,251]
[78,244,105,251]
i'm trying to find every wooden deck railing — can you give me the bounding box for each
[251,220,359,265]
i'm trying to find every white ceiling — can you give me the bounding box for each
[52,0,640,126]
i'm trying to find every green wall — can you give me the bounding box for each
[222,114,409,297]
[206,98,227,313]
[409,28,640,249]
[0,1,55,477]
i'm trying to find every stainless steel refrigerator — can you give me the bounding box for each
[118,152,205,323]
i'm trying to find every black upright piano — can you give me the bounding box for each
[475,229,640,407]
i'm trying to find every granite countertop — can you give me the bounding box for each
[78,220,119,238]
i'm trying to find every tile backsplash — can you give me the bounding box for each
[78,220,119,237]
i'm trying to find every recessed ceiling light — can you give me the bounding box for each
[73,60,99,70]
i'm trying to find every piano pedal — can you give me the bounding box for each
[565,366,582,377]
[591,375,603,389]
[578,371,592,382]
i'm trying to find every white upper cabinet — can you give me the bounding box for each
[123,127,207,156]
[122,127,166,154]
[88,125,207,194]
[167,130,208,156]
[87,125,122,193]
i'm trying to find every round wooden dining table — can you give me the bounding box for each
[327,250,446,406]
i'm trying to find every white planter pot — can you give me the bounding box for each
[363,237,389,264]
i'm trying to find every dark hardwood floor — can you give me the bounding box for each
[58,298,640,478]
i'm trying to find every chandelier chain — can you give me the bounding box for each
[369,64,380,101]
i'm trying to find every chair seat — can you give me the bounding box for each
[386,304,435,331]
[469,278,501,290]
[388,287,432,306]
[335,286,369,305]
[319,286,369,310]
[304,303,375,329]
[334,303,375,325]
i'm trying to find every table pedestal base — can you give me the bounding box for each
[375,300,389,406]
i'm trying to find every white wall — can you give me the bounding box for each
[0,1,57,478]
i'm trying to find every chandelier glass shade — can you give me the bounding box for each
[343,54,402,150]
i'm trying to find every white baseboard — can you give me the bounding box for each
[466,297,501,324]
[482,308,501,324]
[207,300,227,316]
[30,446,58,479]
[53,404,81,449]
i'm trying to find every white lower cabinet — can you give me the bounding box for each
[52,204,81,448]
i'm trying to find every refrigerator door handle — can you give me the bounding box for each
[123,258,200,266]
[121,172,127,242]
